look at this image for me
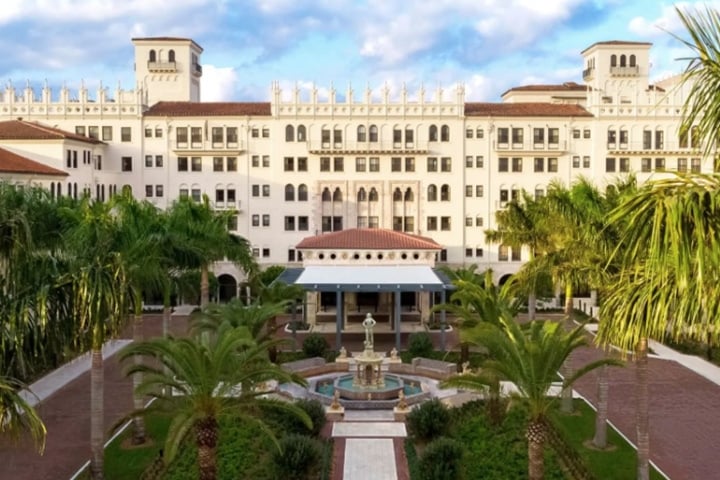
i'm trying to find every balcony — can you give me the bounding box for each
[583,67,594,80]
[610,66,639,76]
[148,61,177,73]
[192,63,202,77]
[307,140,428,154]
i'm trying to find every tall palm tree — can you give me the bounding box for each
[118,327,310,480]
[62,198,128,480]
[0,375,46,454]
[599,173,720,480]
[190,298,288,343]
[444,317,620,480]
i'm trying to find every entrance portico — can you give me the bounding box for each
[277,229,453,351]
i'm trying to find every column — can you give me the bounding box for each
[344,292,356,329]
[335,291,343,350]
[395,290,402,351]
[306,291,318,327]
[440,290,447,352]
[419,291,431,324]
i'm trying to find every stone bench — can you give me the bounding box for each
[388,357,456,380]
[281,357,349,377]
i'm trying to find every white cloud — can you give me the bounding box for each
[200,65,238,102]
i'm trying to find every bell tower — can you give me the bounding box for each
[132,37,203,106]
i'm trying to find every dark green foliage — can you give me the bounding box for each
[407,331,434,358]
[266,399,327,437]
[406,399,450,442]
[271,433,323,480]
[418,437,464,480]
[302,333,329,358]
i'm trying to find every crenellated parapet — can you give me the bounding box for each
[271,81,466,119]
[0,81,144,120]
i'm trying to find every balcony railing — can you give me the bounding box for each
[192,63,202,76]
[610,66,639,76]
[307,140,428,154]
[583,67,594,80]
[148,61,177,73]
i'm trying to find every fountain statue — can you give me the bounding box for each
[354,313,384,389]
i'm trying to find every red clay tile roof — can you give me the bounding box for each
[464,102,592,117]
[0,120,103,144]
[144,101,271,117]
[296,229,441,250]
[0,147,67,176]
[502,82,588,96]
[581,40,652,53]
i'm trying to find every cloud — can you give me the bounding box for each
[201,65,239,101]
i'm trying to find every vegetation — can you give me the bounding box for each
[271,433,324,480]
[301,333,330,358]
[0,375,46,453]
[416,437,465,480]
[407,331,434,358]
[406,399,451,443]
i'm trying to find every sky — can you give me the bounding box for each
[0,0,714,103]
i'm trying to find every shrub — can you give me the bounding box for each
[407,331,434,358]
[271,433,323,480]
[406,399,450,442]
[418,437,464,480]
[261,398,326,437]
[302,333,329,358]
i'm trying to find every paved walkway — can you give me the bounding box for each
[330,411,408,480]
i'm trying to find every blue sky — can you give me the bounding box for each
[0,1,712,102]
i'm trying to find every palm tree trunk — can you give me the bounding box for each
[636,337,650,480]
[560,282,574,413]
[200,264,209,307]
[163,286,172,338]
[527,421,545,480]
[131,312,146,445]
[593,364,609,449]
[90,348,104,480]
[196,417,219,480]
[528,292,537,321]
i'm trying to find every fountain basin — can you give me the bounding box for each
[311,374,429,409]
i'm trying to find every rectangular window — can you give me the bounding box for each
[178,157,188,171]
[155,127,162,138]
[427,216,437,231]
[573,129,581,139]
[262,185,270,197]
[145,185,153,197]
[512,127,523,145]
[88,126,99,140]
[677,158,687,173]
[191,157,202,172]
[655,130,664,149]
[155,155,163,167]
[227,189,236,203]
[607,130,616,146]
[583,156,591,168]
[252,185,260,197]
[251,155,259,167]
[252,215,260,227]
[653,158,664,171]
[369,157,379,172]
[330,157,342,172]
[583,129,591,139]
[357,216,368,228]
[477,128,484,138]
[121,156,132,172]
[641,158,651,172]
[534,157,544,172]
[476,156,484,168]
[475,248,484,257]
[102,126,113,141]
[643,131,652,150]
[498,157,509,172]
[321,129,330,147]
[548,158,558,173]
[251,128,259,138]
[298,216,309,231]
[227,157,237,171]
[215,189,225,203]
[298,157,308,171]
[284,216,295,231]
[498,245,509,261]
[548,128,559,145]
[284,157,294,172]
[262,155,270,167]
[440,216,451,231]
[466,156,473,168]
[75,126,86,136]
[511,157,522,172]
[121,127,131,142]
[288,249,296,262]
[213,157,224,172]
[145,155,153,168]
[441,157,452,172]
[320,157,331,172]
[511,246,522,262]
[177,127,188,145]
[466,128,473,139]
[605,157,616,172]
[691,158,701,173]
[155,185,164,197]
[475,216,484,227]
[212,127,223,145]
[72,151,77,168]
[497,127,509,145]
[465,217,473,227]
[262,127,270,138]
[572,156,580,168]
[405,157,415,172]
[356,157,366,172]
[533,128,545,144]
[465,248,473,257]
[145,127,152,138]
[226,127,238,145]
[619,130,629,145]
[393,216,403,232]
[476,185,484,197]
[500,189,509,204]
[427,157,438,172]
[227,215,237,231]
[620,157,630,172]
[465,186,473,197]
[191,189,201,202]
[535,188,544,200]
[391,157,401,172]
[262,214,270,227]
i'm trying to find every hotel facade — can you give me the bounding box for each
[0,37,706,288]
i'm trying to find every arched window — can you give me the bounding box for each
[357,188,367,202]
[333,188,343,202]
[369,188,379,202]
[404,188,414,202]
[610,54,617,67]
[297,125,306,141]
[441,125,450,142]
[298,184,308,201]
[149,49,157,62]
[393,188,403,201]
[630,55,636,67]
[168,50,175,62]
[285,125,294,142]
[620,54,627,67]
[50,182,55,198]
[427,184,437,201]
[440,184,450,201]
[357,125,367,142]
[321,187,331,202]
[429,125,438,142]
[284,183,295,201]
[369,125,378,142]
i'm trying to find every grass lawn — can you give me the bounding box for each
[550,399,665,480]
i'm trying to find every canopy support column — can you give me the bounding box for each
[395,290,402,351]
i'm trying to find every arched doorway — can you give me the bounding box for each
[217,274,237,303]
[498,274,513,287]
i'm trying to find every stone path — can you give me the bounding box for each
[330,412,408,480]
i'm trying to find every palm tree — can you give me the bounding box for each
[599,174,720,480]
[118,326,310,480]
[62,198,128,480]
[445,318,620,480]
[0,375,46,454]
[190,298,288,343]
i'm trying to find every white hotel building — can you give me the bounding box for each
[0,37,706,288]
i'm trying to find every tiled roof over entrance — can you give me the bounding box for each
[0,147,67,176]
[0,120,103,144]
[296,228,441,250]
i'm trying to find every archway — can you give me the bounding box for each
[217,274,237,303]
[498,274,513,287]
